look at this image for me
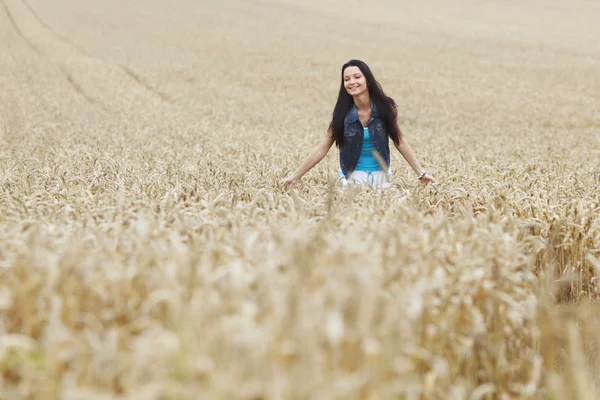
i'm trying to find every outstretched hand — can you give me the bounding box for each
[280,176,299,187]
[419,173,435,186]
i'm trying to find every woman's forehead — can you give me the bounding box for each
[343,66,362,76]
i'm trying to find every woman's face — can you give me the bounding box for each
[343,66,368,97]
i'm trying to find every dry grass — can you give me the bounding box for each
[1,0,600,398]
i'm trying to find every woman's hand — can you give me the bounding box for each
[418,173,435,186]
[280,175,299,187]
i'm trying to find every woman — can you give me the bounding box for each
[281,59,435,189]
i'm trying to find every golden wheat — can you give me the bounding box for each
[1,0,600,398]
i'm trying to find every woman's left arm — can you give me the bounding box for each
[394,138,436,185]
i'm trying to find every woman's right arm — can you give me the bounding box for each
[281,132,335,186]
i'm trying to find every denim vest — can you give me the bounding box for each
[339,101,391,179]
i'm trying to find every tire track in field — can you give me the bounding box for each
[21,0,74,48]
[3,0,169,110]
[120,66,170,101]
[1,0,97,105]
[58,66,98,105]
[21,0,170,102]
[0,0,40,53]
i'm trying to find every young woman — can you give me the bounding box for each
[281,59,435,189]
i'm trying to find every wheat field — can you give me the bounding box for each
[1,0,600,398]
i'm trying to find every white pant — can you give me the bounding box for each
[339,170,392,189]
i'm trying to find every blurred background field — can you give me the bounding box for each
[1,0,600,398]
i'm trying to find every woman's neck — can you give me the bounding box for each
[353,92,371,111]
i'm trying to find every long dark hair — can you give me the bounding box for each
[328,59,401,148]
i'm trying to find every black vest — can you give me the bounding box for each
[339,102,391,179]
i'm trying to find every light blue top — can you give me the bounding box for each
[355,127,382,172]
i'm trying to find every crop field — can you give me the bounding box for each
[1,0,600,398]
